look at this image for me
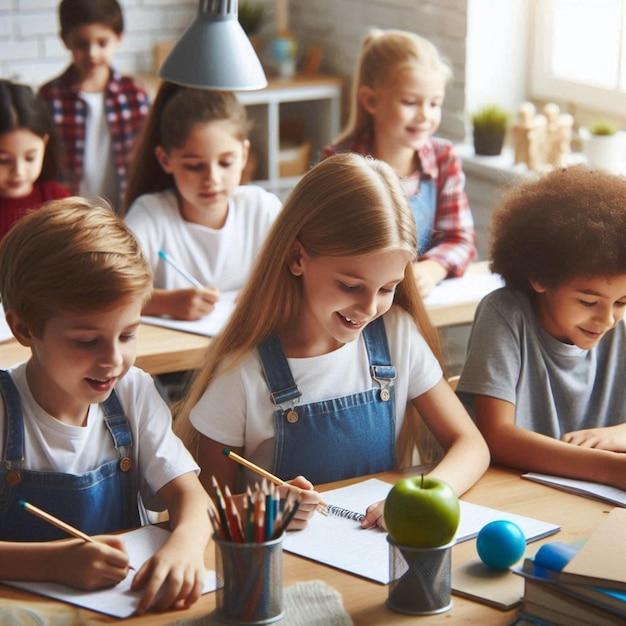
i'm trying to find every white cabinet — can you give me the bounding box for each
[237,75,343,200]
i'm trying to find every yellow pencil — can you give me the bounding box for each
[19,500,94,543]
[20,500,136,569]
[221,448,329,511]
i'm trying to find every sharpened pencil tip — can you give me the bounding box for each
[158,250,167,259]
[18,500,26,508]
[222,448,230,455]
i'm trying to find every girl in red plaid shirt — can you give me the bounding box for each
[322,29,476,297]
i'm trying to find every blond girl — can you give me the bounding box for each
[322,29,476,297]
[175,154,489,528]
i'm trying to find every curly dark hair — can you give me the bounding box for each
[489,165,626,292]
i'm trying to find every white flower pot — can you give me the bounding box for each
[580,128,625,173]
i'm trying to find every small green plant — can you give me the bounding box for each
[587,120,617,136]
[238,1,265,35]
[471,104,509,133]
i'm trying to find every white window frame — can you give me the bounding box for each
[530,0,626,118]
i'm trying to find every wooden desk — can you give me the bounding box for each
[0,263,495,375]
[426,260,496,327]
[0,324,210,376]
[0,466,612,625]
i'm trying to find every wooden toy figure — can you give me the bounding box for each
[543,102,574,168]
[513,102,547,171]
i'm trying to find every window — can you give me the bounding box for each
[531,0,626,117]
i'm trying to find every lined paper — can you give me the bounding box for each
[283,478,560,584]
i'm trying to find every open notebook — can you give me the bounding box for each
[523,473,626,507]
[2,525,217,618]
[283,478,560,584]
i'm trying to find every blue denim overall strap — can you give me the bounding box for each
[0,370,140,541]
[258,317,397,484]
[409,177,437,253]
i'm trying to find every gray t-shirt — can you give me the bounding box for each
[457,287,626,438]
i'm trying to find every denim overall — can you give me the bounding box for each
[410,177,437,253]
[0,371,140,541]
[258,317,397,484]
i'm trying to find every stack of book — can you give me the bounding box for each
[514,508,626,625]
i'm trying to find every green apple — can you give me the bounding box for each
[383,475,460,548]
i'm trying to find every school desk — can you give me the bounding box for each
[0,323,210,376]
[0,465,611,625]
[0,262,496,375]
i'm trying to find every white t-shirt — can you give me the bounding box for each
[125,187,281,291]
[190,306,443,473]
[79,91,118,207]
[1,363,199,511]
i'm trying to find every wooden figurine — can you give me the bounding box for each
[513,102,547,171]
[543,102,574,168]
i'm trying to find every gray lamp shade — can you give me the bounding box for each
[158,0,268,91]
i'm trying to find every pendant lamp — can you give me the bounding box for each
[158,0,268,91]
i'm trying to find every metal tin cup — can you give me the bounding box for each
[214,533,284,625]
[386,536,454,615]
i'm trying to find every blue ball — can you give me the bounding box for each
[476,520,526,571]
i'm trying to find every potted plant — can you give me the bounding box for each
[471,104,509,156]
[579,120,624,172]
[238,1,265,36]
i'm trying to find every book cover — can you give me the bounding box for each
[521,577,625,626]
[515,553,626,618]
[560,508,626,592]
[451,558,523,610]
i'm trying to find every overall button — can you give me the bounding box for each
[380,388,390,402]
[119,457,132,472]
[6,470,21,485]
[286,410,299,424]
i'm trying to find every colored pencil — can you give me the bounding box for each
[158,250,204,289]
[19,500,94,543]
[20,500,137,569]
[221,447,329,510]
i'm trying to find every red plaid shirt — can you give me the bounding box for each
[321,135,476,277]
[38,65,149,210]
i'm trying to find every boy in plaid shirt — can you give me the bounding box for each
[38,0,149,213]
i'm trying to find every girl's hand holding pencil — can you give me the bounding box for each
[221,448,322,530]
[157,250,220,320]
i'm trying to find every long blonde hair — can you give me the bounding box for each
[336,28,453,145]
[174,153,445,461]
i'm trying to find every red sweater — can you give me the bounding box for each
[0,180,70,241]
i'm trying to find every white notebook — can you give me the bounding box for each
[141,289,238,337]
[523,472,626,507]
[283,478,560,584]
[3,525,217,618]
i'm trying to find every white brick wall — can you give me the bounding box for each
[0,0,469,141]
[0,0,197,88]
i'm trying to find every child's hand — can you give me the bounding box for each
[361,499,387,530]
[282,475,321,530]
[172,287,220,320]
[413,259,447,297]
[130,533,206,615]
[562,423,626,452]
[55,536,131,590]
